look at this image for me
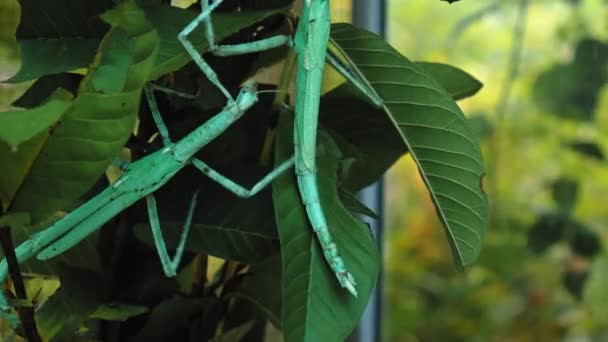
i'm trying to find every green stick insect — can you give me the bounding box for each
[0,0,384,324]
[180,0,383,296]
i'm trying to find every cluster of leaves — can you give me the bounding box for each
[0,0,487,340]
[527,178,602,297]
[530,35,607,302]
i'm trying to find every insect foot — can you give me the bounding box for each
[338,271,358,298]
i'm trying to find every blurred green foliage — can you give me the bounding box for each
[385,0,608,341]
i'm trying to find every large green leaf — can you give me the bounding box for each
[2,0,159,223]
[273,113,379,342]
[145,5,288,79]
[90,303,149,322]
[320,62,482,191]
[330,23,488,266]
[7,0,113,83]
[415,62,483,100]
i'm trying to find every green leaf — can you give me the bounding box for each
[551,177,578,213]
[213,322,255,342]
[415,62,483,100]
[145,5,288,80]
[330,23,488,266]
[273,113,380,342]
[568,227,601,258]
[90,303,149,322]
[35,266,106,341]
[131,297,212,342]
[3,0,159,223]
[466,115,494,141]
[7,39,102,83]
[228,254,282,328]
[0,212,30,228]
[527,212,581,254]
[568,141,604,161]
[0,89,73,148]
[338,188,379,220]
[320,84,404,191]
[7,0,114,83]
[533,38,608,122]
[12,73,82,108]
[533,63,604,121]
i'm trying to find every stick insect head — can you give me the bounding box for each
[234,83,258,112]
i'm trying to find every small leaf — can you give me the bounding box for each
[415,62,483,100]
[527,212,582,254]
[568,141,604,161]
[568,228,601,258]
[339,188,379,220]
[22,273,61,307]
[90,303,149,322]
[330,23,488,266]
[533,38,608,122]
[551,177,578,213]
[0,89,73,147]
[563,270,588,300]
[574,38,608,67]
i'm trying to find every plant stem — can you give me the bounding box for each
[490,0,529,228]
[0,227,41,342]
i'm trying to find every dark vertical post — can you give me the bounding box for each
[349,1,386,342]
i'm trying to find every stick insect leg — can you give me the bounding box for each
[144,86,173,146]
[191,156,295,198]
[145,191,199,277]
[178,0,290,104]
[326,50,384,108]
